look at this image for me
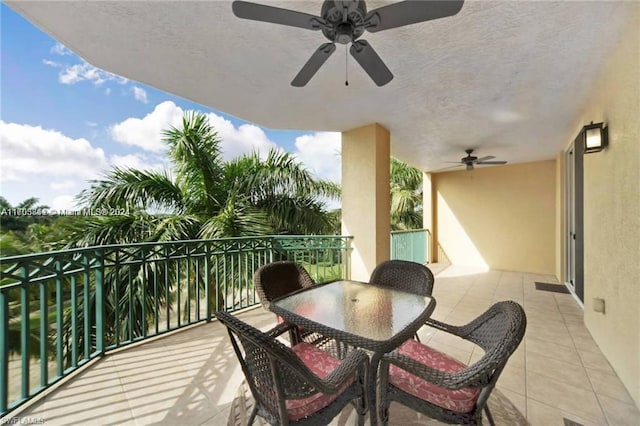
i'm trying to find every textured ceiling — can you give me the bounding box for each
[6,1,635,172]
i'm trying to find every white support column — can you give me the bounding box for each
[341,123,390,281]
[422,172,435,263]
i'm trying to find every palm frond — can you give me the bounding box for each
[78,168,185,213]
[163,111,226,215]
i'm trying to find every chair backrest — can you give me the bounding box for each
[254,261,315,309]
[215,311,326,422]
[458,301,527,389]
[369,260,434,296]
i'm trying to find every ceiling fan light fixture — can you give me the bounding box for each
[231,0,464,87]
[583,121,608,153]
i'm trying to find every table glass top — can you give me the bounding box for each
[271,280,434,343]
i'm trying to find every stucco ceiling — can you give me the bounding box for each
[6,1,635,172]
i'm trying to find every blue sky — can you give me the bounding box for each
[0,3,341,212]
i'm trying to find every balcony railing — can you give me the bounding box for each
[0,235,352,416]
[390,229,430,264]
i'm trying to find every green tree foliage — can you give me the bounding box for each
[390,158,423,230]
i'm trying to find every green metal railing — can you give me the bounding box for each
[390,229,430,264]
[0,235,352,416]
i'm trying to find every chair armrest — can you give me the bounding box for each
[314,349,369,394]
[423,318,466,338]
[381,352,476,390]
[265,322,296,339]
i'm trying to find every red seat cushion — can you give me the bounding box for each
[285,342,354,421]
[389,339,480,413]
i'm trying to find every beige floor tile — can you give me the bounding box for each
[429,330,477,353]
[497,364,526,396]
[598,394,640,426]
[527,371,605,424]
[526,371,606,424]
[528,324,574,348]
[44,394,134,425]
[587,368,636,405]
[579,349,616,374]
[572,334,605,354]
[129,389,217,426]
[415,325,438,342]
[526,398,604,426]
[494,387,527,419]
[526,316,567,332]
[422,339,473,365]
[526,351,592,391]
[526,336,580,364]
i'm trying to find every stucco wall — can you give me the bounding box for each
[433,161,556,274]
[577,5,640,407]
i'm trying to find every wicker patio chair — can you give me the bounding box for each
[369,259,435,296]
[378,301,527,426]
[215,311,369,426]
[254,261,330,347]
[370,260,435,341]
[254,261,316,309]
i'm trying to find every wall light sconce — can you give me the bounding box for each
[583,121,608,153]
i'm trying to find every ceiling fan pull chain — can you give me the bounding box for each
[345,45,349,86]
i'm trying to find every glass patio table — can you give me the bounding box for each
[270,279,436,425]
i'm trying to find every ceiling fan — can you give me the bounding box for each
[447,149,508,171]
[232,0,464,87]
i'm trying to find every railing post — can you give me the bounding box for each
[40,279,49,386]
[0,288,8,413]
[55,260,63,377]
[20,265,29,399]
[205,243,211,321]
[95,249,105,354]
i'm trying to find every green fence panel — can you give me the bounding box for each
[390,229,429,264]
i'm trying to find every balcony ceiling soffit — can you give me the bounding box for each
[6,1,636,172]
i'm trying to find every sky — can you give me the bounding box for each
[0,3,342,213]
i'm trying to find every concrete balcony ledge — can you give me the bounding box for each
[6,267,639,425]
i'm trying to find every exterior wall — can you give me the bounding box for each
[341,124,391,281]
[575,6,640,407]
[433,160,556,274]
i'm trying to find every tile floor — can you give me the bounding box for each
[6,265,639,425]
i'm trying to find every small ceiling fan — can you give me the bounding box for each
[447,149,508,171]
[232,0,464,87]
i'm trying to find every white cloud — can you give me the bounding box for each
[205,113,279,161]
[293,132,342,183]
[133,86,148,104]
[105,88,111,95]
[58,61,128,86]
[0,121,109,183]
[50,180,78,191]
[110,153,166,172]
[42,59,61,68]
[50,194,79,211]
[51,43,72,56]
[110,101,184,152]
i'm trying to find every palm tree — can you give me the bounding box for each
[390,157,423,230]
[70,112,339,244]
[58,111,340,353]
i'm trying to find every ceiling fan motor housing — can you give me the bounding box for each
[321,0,367,44]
